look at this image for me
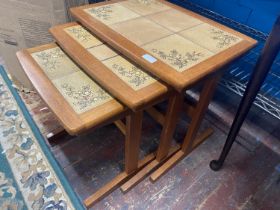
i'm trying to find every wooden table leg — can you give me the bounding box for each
[114,120,126,135]
[125,111,143,173]
[84,152,155,208]
[156,93,184,161]
[150,128,213,182]
[150,75,221,181]
[182,76,220,153]
[84,111,155,208]
[120,93,183,192]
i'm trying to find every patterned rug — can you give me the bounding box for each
[0,66,84,210]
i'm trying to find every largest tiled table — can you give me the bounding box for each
[69,0,257,190]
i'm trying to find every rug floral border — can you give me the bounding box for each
[0,66,84,210]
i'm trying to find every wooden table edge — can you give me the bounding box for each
[70,1,257,92]
[16,47,127,135]
[50,23,171,111]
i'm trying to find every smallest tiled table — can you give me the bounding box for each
[70,0,257,190]
[16,43,160,207]
[17,43,126,134]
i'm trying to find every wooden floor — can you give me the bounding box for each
[20,85,280,210]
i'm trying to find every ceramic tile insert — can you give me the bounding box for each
[31,47,80,80]
[111,17,172,46]
[64,25,118,61]
[53,71,112,114]
[88,44,118,61]
[120,0,170,15]
[64,25,102,49]
[32,46,112,114]
[102,55,156,90]
[143,34,214,72]
[148,9,203,32]
[84,3,140,25]
[180,23,242,53]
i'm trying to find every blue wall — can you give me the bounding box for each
[88,0,279,33]
[175,0,280,34]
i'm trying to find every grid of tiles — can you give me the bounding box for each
[31,46,112,114]
[84,0,242,72]
[64,25,157,90]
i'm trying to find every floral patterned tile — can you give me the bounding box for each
[64,25,102,49]
[147,9,203,32]
[120,0,170,16]
[111,17,172,46]
[52,71,112,114]
[31,47,80,80]
[102,55,156,90]
[88,44,118,61]
[143,34,214,72]
[84,3,140,25]
[64,24,118,61]
[180,23,242,53]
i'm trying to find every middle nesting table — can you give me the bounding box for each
[51,22,170,111]
[50,22,183,206]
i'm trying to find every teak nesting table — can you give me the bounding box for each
[17,0,256,208]
[70,0,256,199]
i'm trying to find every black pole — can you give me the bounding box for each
[210,16,280,171]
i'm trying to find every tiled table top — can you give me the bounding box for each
[31,46,112,114]
[17,43,125,134]
[71,0,257,91]
[50,23,170,111]
[64,24,156,91]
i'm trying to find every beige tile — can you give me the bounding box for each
[180,23,242,53]
[102,56,156,90]
[88,44,118,61]
[64,25,118,61]
[84,3,140,25]
[120,0,170,15]
[148,9,203,32]
[31,47,80,80]
[111,17,172,45]
[143,34,214,72]
[64,25,102,49]
[53,71,112,114]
